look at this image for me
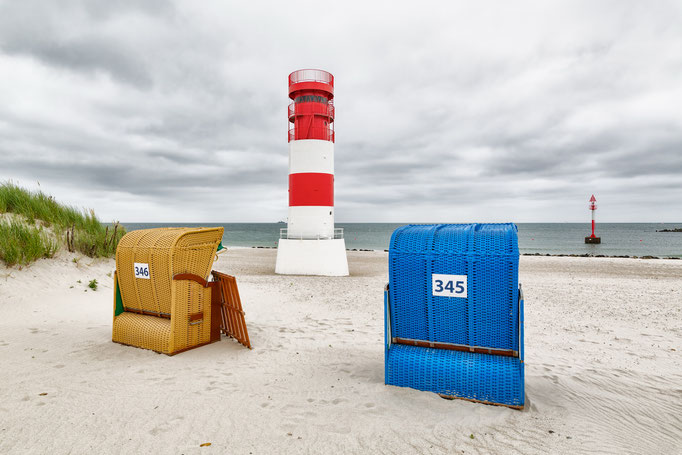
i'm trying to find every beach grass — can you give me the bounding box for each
[0,181,126,264]
[0,219,58,266]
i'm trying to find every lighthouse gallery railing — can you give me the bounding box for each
[280,228,343,240]
[288,69,334,87]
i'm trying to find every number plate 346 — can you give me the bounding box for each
[432,274,467,298]
[134,263,150,279]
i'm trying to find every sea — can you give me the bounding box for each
[121,223,682,258]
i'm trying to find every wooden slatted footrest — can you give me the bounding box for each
[211,270,252,349]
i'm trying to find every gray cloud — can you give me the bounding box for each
[4,34,153,88]
[0,0,681,223]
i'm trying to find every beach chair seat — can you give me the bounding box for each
[112,227,249,355]
[386,344,523,406]
[385,224,525,409]
[112,312,171,353]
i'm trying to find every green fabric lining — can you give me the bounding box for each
[114,275,124,316]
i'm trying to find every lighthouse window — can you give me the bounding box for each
[295,95,328,104]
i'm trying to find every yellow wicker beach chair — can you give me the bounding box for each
[112,227,225,355]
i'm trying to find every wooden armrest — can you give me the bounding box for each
[173,273,213,288]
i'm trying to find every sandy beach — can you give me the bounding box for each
[0,249,680,454]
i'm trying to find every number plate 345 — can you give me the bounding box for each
[432,274,467,298]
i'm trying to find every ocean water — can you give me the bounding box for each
[121,222,682,258]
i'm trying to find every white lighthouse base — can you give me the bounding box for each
[276,238,349,276]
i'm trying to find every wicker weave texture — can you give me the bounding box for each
[113,312,172,354]
[385,344,524,407]
[113,227,223,354]
[389,224,519,350]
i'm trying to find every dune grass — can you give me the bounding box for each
[0,181,126,265]
[0,220,58,266]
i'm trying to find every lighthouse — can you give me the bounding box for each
[275,69,349,276]
[585,194,601,244]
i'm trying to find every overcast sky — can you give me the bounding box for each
[1,1,680,223]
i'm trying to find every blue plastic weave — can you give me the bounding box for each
[385,223,524,408]
[389,224,519,350]
[385,344,524,407]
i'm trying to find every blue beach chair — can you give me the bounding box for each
[384,224,525,409]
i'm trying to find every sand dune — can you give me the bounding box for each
[0,250,680,454]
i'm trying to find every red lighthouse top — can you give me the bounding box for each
[288,69,335,143]
[589,194,597,210]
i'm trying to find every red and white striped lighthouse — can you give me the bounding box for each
[276,69,348,276]
[585,194,601,244]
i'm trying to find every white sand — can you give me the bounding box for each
[0,250,680,454]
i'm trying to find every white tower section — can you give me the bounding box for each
[287,140,334,238]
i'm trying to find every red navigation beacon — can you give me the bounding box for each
[585,194,601,244]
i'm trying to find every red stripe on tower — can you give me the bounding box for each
[289,173,334,206]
